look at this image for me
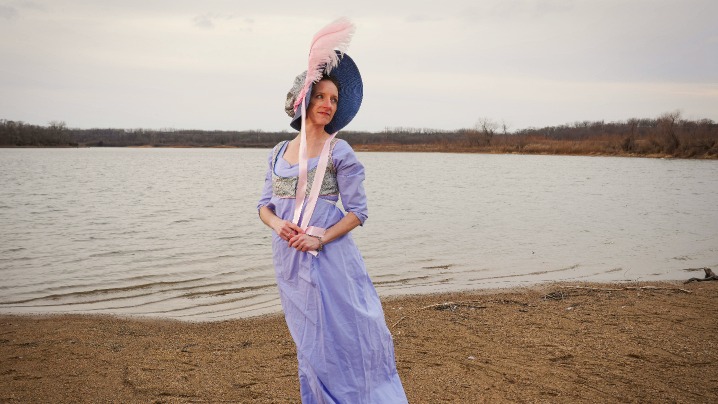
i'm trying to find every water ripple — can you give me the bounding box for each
[1,148,716,321]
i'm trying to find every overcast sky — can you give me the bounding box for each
[1,0,716,132]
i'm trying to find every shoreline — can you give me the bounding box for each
[3,144,717,159]
[2,281,717,402]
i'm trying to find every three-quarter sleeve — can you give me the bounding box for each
[256,148,275,213]
[333,140,368,225]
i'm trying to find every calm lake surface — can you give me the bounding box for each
[1,148,717,321]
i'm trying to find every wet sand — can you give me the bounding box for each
[2,281,717,403]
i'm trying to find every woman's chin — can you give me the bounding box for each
[308,118,333,128]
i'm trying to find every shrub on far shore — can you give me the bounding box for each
[1,112,716,159]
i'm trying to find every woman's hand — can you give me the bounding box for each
[273,220,303,242]
[288,234,322,252]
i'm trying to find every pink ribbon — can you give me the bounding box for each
[292,101,337,256]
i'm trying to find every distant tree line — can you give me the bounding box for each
[1,111,716,158]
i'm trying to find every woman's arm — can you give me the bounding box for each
[321,212,361,243]
[288,211,361,252]
[258,144,304,242]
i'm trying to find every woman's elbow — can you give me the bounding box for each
[348,211,367,226]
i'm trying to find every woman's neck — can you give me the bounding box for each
[303,123,329,142]
[284,123,330,165]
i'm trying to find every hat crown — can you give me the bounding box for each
[288,52,363,133]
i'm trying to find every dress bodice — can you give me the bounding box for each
[271,139,340,198]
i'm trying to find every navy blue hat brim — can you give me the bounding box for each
[290,52,363,133]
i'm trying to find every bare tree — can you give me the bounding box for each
[501,120,511,136]
[621,118,638,152]
[475,117,498,146]
[657,110,681,153]
[48,120,68,145]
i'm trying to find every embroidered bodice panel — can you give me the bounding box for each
[272,139,340,198]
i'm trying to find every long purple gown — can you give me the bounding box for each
[257,139,408,403]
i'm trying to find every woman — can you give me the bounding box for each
[256,27,408,403]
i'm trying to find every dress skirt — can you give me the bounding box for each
[258,139,407,403]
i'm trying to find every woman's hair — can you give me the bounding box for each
[320,74,341,94]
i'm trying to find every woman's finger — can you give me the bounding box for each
[284,223,299,239]
[286,234,319,252]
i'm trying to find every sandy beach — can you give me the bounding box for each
[2,281,717,403]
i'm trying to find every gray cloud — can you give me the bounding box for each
[192,12,246,30]
[0,5,18,19]
[1,0,716,131]
[193,14,214,29]
[404,14,443,23]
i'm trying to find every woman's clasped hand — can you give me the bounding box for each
[272,219,321,252]
[273,219,301,242]
[288,233,322,252]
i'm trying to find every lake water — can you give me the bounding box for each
[1,148,716,321]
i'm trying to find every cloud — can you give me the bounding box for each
[1,0,44,17]
[193,14,214,29]
[404,14,443,23]
[1,0,716,131]
[0,5,18,19]
[191,12,251,32]
[529,0,573,16]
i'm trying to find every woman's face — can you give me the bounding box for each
[307,79,338,128]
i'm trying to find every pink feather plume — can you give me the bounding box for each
[294,17,355,111]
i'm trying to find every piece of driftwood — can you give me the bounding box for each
[684,267,718,284]
[420,301,488,311]
[558,285,691,294]
[391,316,406,328]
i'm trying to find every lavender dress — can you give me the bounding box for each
[257,139,407,403]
